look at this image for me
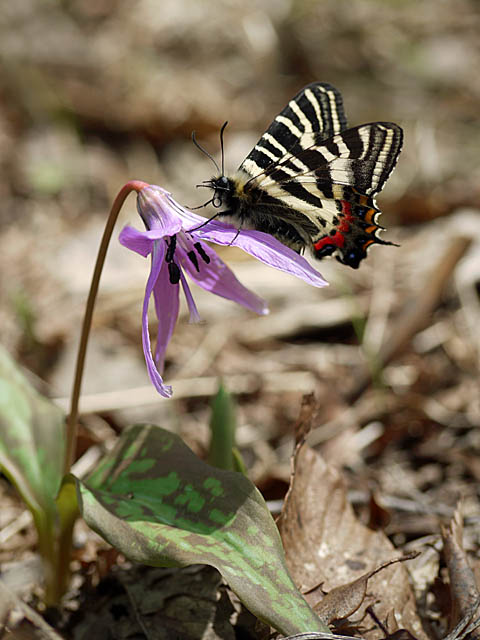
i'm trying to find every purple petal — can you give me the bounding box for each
[152,246,180,372]
[141,241,173,397]
[155,188,327,288]
[163,192,215,229]
[179,270,201,323]
[119,225,173,257]
[137,187,183,236]
[179,244,268,316]
[197,223,328,288]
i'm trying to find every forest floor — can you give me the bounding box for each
[0,1,479,638]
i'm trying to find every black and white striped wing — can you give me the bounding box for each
[244,121,403,268]
[214,81,403,268]
[258,122,403,204]
[239,82,348,181]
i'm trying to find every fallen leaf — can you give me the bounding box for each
[442,504,480,639]
[313,555,419,624]
[277,443,428,639]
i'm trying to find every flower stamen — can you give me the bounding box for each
[168,262,181,284]
[165,235,177,262]
[187,250,200,272]
[164,235,181,284]
[194,242,211,264]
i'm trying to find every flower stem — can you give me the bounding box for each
[64,180,148,476]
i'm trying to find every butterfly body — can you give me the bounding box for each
[206,82,403,269]
[211,171,311,253]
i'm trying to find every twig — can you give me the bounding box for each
[0,510,32,545]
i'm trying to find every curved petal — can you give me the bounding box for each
[119,225,155,257]
[152,249,180,372]
[164,192,216,229]
[179,244,268,316]
[137,187,183,236]
[141,241,173,397]
[121,225,185,256]
[197,224,328,288]
[159,188,327,288]
[179,270,201,323]
[120,225,180,257]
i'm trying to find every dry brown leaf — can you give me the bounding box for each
[293,393,317,445]
[442,504,480,639]
[277,444,428,639]
[313,555,419,625]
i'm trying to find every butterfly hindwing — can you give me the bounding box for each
[316,121,404,197]
[255,122,402,205]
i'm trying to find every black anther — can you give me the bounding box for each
[194,242,210,264]
[187,250,200,272]
[168,262,181,284]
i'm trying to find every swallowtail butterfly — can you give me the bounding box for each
[201,82,403,269]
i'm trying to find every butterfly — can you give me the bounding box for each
[198,82,403,269]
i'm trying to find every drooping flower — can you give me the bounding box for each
[119,184,327,397]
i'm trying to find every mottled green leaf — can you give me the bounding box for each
[0,345,73,603]
[0,345,65,519]
[73,424,328,636]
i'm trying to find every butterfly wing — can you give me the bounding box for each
[239,82,348,180]
[238,85,403,268]
[260,121,403,267]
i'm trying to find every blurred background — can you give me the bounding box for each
[2,4,480,634]
[0,0,479,447]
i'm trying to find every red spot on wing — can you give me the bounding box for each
[314,200,353,251]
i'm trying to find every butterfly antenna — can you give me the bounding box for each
[219,121,228,177]
[192,131,221,175]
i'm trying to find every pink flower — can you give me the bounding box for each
[119,184,327,397]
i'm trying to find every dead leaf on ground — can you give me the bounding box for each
[442,504,480,639]
[277,444,428,639]
[312,554,419,625]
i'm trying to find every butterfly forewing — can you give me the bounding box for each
[239,82,348,181]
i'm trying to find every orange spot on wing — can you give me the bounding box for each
[357,194,369,205]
